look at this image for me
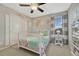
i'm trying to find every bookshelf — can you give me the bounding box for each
[71,18,79,56]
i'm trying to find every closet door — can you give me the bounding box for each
[5,15,10,46]
[10,14,17,45]
[9,14,19,45]
[0,14,5,48]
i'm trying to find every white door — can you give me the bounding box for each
[5,15,10,46]
[0,14,5,48]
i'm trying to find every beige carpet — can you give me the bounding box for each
[0,43,72,56]
[46,43,72,56]
[0,45,38,56]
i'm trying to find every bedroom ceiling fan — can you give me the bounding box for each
[19,3,46,13]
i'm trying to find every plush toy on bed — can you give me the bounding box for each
[39,32,48,56]
[39,38,46,56]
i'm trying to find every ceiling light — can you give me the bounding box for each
[31,4,38,10]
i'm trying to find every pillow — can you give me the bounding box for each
[41,31,48,36]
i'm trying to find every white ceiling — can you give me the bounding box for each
[2,3,71,18]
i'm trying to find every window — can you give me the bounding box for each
[54,16,62,29]
[54,16,62,34]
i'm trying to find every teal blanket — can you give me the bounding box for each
[27,36,49,49]
[27,36,39,49]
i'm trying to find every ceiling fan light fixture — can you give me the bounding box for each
[19,3,45,13]
[31,4,38,10]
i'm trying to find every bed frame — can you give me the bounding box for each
[19,45,40,55]
[18,32,50,56]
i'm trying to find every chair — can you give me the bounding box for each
[54,30,63,46]
[55,35,63,46]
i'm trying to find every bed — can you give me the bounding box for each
[18,31,49,55]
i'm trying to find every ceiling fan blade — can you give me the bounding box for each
[37,7,44,12]
[19,4,30,6]
[30,10,34,13]
[38,3,46,6]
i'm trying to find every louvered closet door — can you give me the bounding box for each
[5,14,22,46]
[5,15,10,46]
[0,14,5,48]
[9,14,21,46]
